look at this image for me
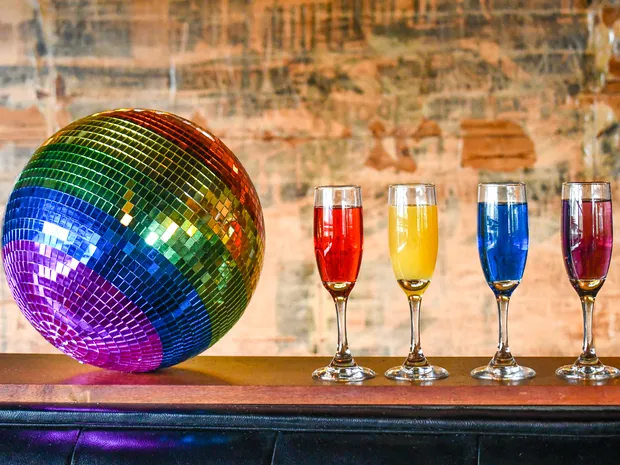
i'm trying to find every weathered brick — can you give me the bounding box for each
[0,0,618,359]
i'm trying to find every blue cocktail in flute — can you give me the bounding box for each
[471,182,536,381]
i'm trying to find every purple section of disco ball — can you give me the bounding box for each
[3,240,163,372]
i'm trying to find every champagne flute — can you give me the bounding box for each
[471,183,536,381]
[312,185,375,382]
[556,182,619,381]
[385,184,448,381]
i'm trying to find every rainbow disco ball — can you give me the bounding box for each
[2,109,265,372]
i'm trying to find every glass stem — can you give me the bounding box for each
[497,295,509,354]
[493,295,515,365]
[405,295,427,366]
[578,295,599,365]
[332,296,353,366]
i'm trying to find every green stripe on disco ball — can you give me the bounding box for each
[35,115,262,288]
[25,120,261,294]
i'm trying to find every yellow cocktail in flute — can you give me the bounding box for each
[388,204,438,297]
[384,184,448,382]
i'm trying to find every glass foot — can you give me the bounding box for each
[556,361,620,381]
[312,364,375,383]
[385,364,449,381]
[471,360,536,381]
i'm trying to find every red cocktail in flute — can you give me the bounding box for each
[312,186,375,383]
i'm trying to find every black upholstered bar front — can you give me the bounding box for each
[0,406,618,464]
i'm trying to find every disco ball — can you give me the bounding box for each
[2,109,265,372]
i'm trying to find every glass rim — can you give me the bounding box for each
[562,181,610,186]
[314,184,361,190]
[478,182,525,187]
[388,183,435,188]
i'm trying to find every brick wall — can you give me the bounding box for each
[0,0,618,359]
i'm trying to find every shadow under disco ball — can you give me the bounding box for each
[2,109,265,372]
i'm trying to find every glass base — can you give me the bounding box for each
[312,364,375,383]
[471,361,536,381]
[556,362,620,381]
[385,364,449,381]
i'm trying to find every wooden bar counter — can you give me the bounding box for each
[0,355,619,464]
[0,354,619,406]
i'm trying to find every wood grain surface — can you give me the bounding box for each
[0,354,618,406]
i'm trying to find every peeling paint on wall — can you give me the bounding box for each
[0,0,618,358]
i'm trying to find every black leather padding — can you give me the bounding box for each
[479,434,620,465]
[271,432,478,465]
[71,429,276,465]
[0,427,79,465]
[0,407,618,464]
